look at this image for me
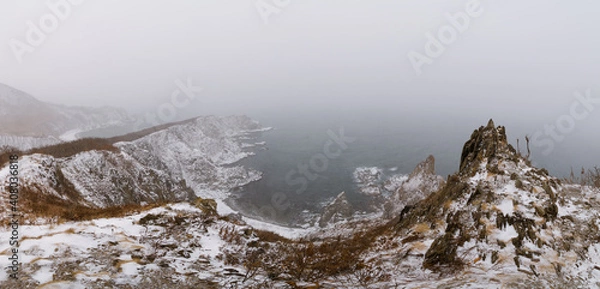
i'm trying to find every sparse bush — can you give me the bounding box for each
[12,183,169,224]
[26,138,118,158]
[217,223,392,285]
[565,167,600,188]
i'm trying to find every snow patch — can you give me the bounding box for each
[495,225,519,243]
[497,199,514,215]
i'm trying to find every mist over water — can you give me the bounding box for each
[74,98,600,225]
[226,107,599,224]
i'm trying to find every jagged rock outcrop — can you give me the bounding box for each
[318,191,354,227]
[459,119,518,175]
[388,119,600,286]
[383,155,445,218]
[410,155,437,178]
[353,167,383,196]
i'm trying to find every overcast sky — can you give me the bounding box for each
[0,0,599,169]
[0,0,597,108]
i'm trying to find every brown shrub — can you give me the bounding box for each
[565,167,600,188]
[107,118,197,143]
[26,138,118,159]
[232,223,393,284]
[18,184,168,223]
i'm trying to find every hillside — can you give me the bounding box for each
[0,115,269,223]
[0,83,133,149]
[1,120,599,288]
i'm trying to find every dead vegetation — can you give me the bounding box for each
[220,223,392,287]
[106,118,196,143]
[564,167,600,188]
[0,117,199,168]
[13,183,170,224]
[27,138,119,159]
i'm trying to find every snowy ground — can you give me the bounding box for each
[58,129,82,142]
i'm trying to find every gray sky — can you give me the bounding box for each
[0,0,597,109]
[0,0,599,172]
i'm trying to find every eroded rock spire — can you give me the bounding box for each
[459,119,517,175]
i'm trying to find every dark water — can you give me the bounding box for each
[229,109,598,224]
[230,110,467,224]
[81,108,597,225]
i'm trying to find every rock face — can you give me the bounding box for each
[0,116,267,221]
[318,191,354,227]
[410,155,436,178]
[390,120,600,286]
[3,120,600,288]
[383,155,446,218]
[353,167,384,196]
[459,119,518,175]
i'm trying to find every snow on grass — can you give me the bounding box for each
[119,261,140,276]
[494,225,518,243]
[243,218,315,239]
[31,261,54,284]
[200,228,225,260]
[557,200,578,218]
[38,282,87,289]
[58,129,82,141]
[215,199,316,239]
[497,199,514,215]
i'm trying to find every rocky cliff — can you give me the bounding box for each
[0,115,267,222]
[1,120,599,289]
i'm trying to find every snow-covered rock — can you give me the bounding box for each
[0,115,268,221]
[318,191,354,227]
[2,119,599,288]
[383,155,446,218]
[378,119,600,287]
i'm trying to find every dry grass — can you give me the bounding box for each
[222,223,393,285]
[27,138,118,159]
[107,118,197,143]
[564,167,600,188]
[253,229,291,243]
[413,223,431,234]
[18,184,169,223]
[443,200,454,210]
[410,241,429,252]
[0,148,22,168]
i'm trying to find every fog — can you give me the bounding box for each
[1,0,599,176]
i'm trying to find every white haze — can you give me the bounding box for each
[0,0,598,175]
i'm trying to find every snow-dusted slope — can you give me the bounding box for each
[0,116,269,221]
[0,83,133,141]
[2,120,599,288]
[0,203,236,288]
[367,120,600,288]
[0,135,61,151]
[116,116,265,199]
[350,155,445,219]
